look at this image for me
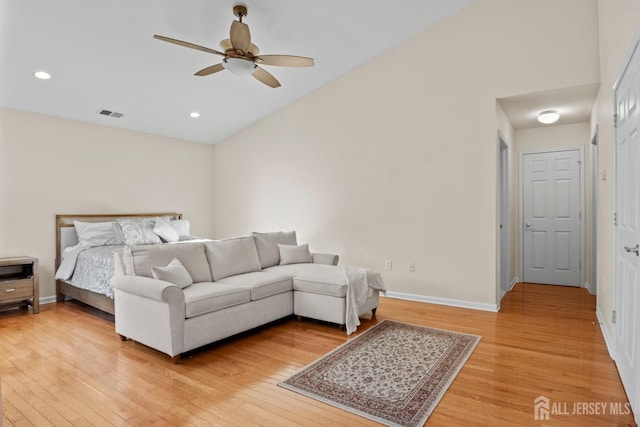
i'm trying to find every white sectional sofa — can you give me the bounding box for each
[111,231,381,362]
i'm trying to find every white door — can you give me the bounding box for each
[613,35,640,415]
[522,150,581,286]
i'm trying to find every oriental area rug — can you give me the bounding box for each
[279,320,481,427]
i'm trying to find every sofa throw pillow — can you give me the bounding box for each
[153,216,179,243]
[252,231,297,268]
[151,258,193,289]
[73,221,123,246]
[205,237,262,281]
[278,243,312,265]
[117,218,162,245]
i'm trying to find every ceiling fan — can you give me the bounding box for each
[154,5,314,88]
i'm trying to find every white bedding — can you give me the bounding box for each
[56,244,125,298]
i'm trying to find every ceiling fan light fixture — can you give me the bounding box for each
[222,57,256,76]
[538,110,560,124]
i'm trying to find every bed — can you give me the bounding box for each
[55,213,183,315]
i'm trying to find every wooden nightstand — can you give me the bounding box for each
[0,256,39,314]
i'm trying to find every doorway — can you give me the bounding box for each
[519,148,584,286]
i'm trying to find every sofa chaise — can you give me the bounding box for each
[111,231,382,362]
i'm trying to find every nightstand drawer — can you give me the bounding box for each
[0,279,34,301]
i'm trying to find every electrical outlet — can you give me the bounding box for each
[408,262,415,272]
[384,260,392,270]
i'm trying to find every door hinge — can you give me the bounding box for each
[614,212,618,226]
[614,113,618,128]
[578,160,582,169]
[612,310,617,324]
[579,211,582,220]
[579,260,582,270]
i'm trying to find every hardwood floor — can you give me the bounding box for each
[0,283,636,426]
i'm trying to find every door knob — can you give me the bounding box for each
[525,222,532,229]
[624,244,639,256]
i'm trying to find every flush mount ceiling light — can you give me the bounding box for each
[538,110,560,124]
[33,70,51,80]
[190,112,201,118]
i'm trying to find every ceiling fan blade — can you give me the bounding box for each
[254,55,314,67]
[154,35,225,57]
[194,63,225,76]
[252,66,281,88]
[230,21,251,54]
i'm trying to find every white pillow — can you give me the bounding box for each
[151,258,193,289]
[73,221,123,246]
[171,219,190,236]
[153,216,179,243]
[117,218,162,245]
[278,243,312,265]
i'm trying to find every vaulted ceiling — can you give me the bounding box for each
[0,0,478,144]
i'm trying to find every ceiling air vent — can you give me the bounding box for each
[97,109,124,119]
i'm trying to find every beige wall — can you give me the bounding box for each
[592,0,640,337]
[513,122,593,285]
[212,0,600,307]
[0,107,216,299]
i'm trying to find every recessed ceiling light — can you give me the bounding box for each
[33,71,51,80]
[190,112,200,118]
[538,110,559,124]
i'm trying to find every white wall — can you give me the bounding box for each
[212,0,600,308]
[592,0,640,339]
[0,107,216,299]
[514,122,592,284]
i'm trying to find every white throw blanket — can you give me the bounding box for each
[342,266,387,335]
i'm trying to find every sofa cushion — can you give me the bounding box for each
[252,231,297,268]
[215,271,293,301]
[129,242,212,283]
[205,237,262,281]
[183,283,251,318]
[264,264,347,298]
